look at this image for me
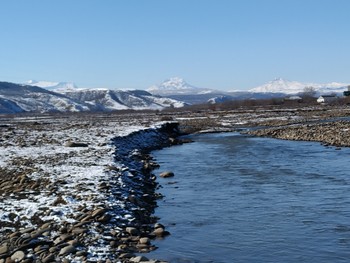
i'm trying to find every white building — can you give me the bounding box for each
[317,95,337,104]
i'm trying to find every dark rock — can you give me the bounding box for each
[65,142,89,147]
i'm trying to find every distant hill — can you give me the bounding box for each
[249,78,349,95]
[0,81,186,114]
[61,89,186,111]
[0,82,89,114]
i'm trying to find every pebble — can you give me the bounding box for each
[11,250,25,261]
[91,208,106,218]
[64,141,89,147]
[159,171,174,178]
[130,255,150,262]
[71,228,88,234]
[59,245,76,256]
[126,227,139,236]
[0,244,8,255]
[139,237,150,245]
[152,227,170,238]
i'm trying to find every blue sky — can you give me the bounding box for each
[0,0,349,91]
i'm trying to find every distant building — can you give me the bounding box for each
[317,95,337,104]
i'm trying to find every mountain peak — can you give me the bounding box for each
[148,77,196,92]
[272,77,288,83]
[162,77,188,86]
[26,80,79,92]
[147,77,214,95]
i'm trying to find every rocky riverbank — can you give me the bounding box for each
[2,105,350,262]
[0,113,182,263]
[248,120,350,148]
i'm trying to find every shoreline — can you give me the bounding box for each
[247,120,350,148]
[0,114,183,263]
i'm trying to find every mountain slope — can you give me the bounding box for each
[62,89,186,111]
[0,82,89,114]
[0,81,186,114]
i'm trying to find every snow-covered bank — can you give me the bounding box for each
[0,113,180,263]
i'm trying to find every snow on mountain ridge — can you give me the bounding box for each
[0,81,186,114]
[147,77,214,95]
[26,80,79,92]
[250,78,349,95]
[148,77,198,91]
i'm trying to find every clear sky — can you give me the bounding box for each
[0,0,349,91]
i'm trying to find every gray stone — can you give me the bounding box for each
[91,208,106,218]
[152,227,170,237]
[159,171,174,178]
[71,228,88,234]
[0,244,8,255]
[126,227,139,236]
[59,245,76,256]
[130,256,149,262]
[139,237,150,245]
[11,250,25,261]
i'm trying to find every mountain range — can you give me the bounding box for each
[148,77,349,104]
[0,77,348,114]
[249,78,348,95]
[0,82,185,114]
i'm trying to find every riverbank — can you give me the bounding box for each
[1,105,350,262]
[0,113,182,263]
[248,120,350,148]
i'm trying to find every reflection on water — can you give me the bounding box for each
[149,133,350,263]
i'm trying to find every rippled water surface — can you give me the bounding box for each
[149,133,350,263]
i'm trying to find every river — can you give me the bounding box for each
[148,132,350,263]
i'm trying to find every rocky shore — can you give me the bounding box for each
[248,120,350,148]
[0,113,182,263]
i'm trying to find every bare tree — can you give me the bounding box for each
[302,86,316,97]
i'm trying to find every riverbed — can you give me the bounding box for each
[150,132,350,263]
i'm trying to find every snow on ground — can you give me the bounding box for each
[0,112,169,261]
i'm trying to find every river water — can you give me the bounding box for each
[148,132,350,263]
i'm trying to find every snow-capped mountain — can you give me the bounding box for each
[26,80,79,92]
[250,78,349,95]
[147,77,214,95]
[0,81,186,114]
[61,89,186,111]
[0,82,89,114]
